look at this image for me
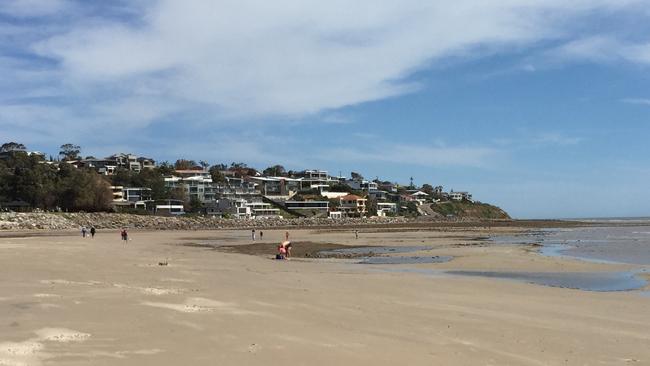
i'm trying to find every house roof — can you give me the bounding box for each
[410,191,429,196]
[340,194,364,200]
[175,169,208,173]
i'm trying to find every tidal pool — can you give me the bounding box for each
[446,270,647,292]
[359,256,453,265]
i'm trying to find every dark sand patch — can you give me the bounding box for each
[188,241,364,258]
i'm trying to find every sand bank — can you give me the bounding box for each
[0,226,648,365]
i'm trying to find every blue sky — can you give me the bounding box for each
[1,0,650,218]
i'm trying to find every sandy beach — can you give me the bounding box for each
[1,225,649,365]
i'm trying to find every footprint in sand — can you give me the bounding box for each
[142,297,261,315]
[248,343,261,353]
[0,328,90,365]
[112,283,182,296]
[40,279,102,286]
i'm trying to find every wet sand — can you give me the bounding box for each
[1,226,649,365]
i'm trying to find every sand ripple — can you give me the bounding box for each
[0,328,90,366]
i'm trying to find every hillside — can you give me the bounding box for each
[429,201,511,220]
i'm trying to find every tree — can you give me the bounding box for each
[188,197,203,213]
[134,168,168,200]
[350,171,364,180]
[209,165,226,183]
[57,165,112,211]
[263,164,286,177]
[157,161,175,176]
[404,201,419,217]
[367,196,378,217]
[421,184,434,195]
[111,168,136,187]
[230,162,248,169]
[59,144,81,161]
[229,162,257,177]
[0,142,26,152]
[0,153,57,209]
[174,159,197,170]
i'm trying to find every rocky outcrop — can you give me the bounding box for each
[0,212,412,231]
[0,209,511,231]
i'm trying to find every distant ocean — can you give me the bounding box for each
[501,218,650,265]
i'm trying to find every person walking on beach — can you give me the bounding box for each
[260,231,263,240]
[81,226,87,238]
[251,229,256,241]
[121,228,128,242]
[355,229,359,239]
[286,241,292,258]
[285,231,289,241]
[90,226,96,238]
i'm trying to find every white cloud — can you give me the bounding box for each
[621,98,650,106]
[324,143,501,168]
[533,133,584,146]
[1,0,650,155]
[0,0,71,18]
[551,36,622,62]
[25,0,650,122]
[545,35,650,66]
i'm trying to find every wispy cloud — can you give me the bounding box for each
[533,133,584,146]
[0,0,72,18]
[319,113,355,125]
[1,0,650,153]
[14,0,649,122]
[621,98,650,106]
[323,143,501,168]
[543,35,650,67]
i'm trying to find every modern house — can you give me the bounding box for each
[205,197,280,218]
[247,201,281,218]
[407,190,430,205]
[345,177,378,191]
[376,202,398,216]
[450,191,472,202]
[368,190,389,201]
[154,199,185,215]
[110,186,152,210]
[110,186,125,201]
[82,153,154,175]
[165,170,216,202]
[338,194,367,217]
[215,198,252,219]
[248,176,301,198]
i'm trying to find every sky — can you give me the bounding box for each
[1,0,650,219]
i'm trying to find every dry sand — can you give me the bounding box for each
[0,226,649,365]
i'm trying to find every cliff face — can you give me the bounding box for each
[428,201,511,220]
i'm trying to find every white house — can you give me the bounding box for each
[339,194,367,217]
[165,170,215,202]
[450,191,473,202]
[376,202,398,216]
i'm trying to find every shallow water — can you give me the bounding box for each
[492,225,650,265]
[446,270,647,292]
[319,245,433,256]
[359,256,452,265]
